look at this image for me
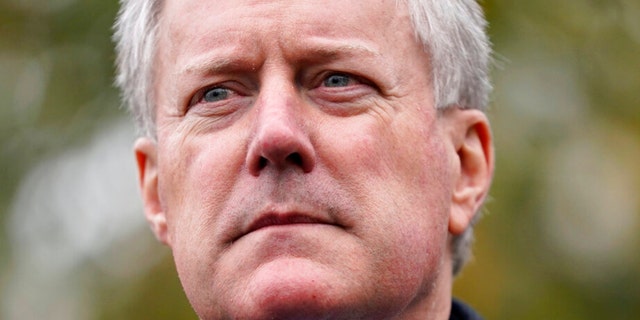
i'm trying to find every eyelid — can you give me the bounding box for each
[201,86,230,103]
[322,73,356,87]
[189,81,247,107]
[314,71,379,93]
[305,71,379,113]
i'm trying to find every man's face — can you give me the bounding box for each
[135,0,492,319]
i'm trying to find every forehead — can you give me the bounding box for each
[158,0,410,49]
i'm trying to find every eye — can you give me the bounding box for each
[322,73,356,87]
[307,71,378,116]
[203,87,231,102]
[187,82,250,114]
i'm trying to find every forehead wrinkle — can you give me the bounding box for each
[171,28,264,77]
[180,41,382,79]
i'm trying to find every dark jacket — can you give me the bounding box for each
[449,299,483,320]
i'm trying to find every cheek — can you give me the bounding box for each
[321,115,453,290]
[327,112,452,204]
[156,131,250,306]
[156,130,245,246]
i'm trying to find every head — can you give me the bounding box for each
[114,0,493,318]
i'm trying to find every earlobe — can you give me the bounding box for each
[446,109,494,235]
[134,137,170,245]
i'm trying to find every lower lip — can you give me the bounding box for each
[253,222,326,232]
[238,224,337,258]
[243,223,334,239]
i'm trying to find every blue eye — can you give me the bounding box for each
[323,74,352,87]
[203,87,230,102]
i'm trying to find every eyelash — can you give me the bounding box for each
[321,73,356,87]
[322,72,381,94]
[190,84,239,107]
[187,71,376,109]
[202,86,231,102]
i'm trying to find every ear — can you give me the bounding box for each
[444,108,494,235]
[134,137,170,245]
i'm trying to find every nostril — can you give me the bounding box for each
[246,127,316,175]
[258,157,268,170]
[286,153,303,167]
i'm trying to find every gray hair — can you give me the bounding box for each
[113,0,492,275]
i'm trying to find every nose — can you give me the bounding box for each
[246,89,316,176]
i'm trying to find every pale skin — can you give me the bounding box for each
[134,1,493,319]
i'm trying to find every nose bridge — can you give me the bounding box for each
[257,81,299,136]
[246,77,316,175]
[255,77,303,145]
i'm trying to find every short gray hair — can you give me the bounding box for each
[113,0,492,275]
[113,0,163,139]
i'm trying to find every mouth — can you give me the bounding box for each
[236,211,336,242]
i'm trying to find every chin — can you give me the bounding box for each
[194,257,379,320]
[241,258,346,319]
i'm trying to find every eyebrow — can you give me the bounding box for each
[179,41,380,77]
[297,43,379,60]
[182,56,251,76]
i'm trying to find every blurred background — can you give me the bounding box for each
[1,0,638,319]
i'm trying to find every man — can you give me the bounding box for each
[114,0,494,319]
